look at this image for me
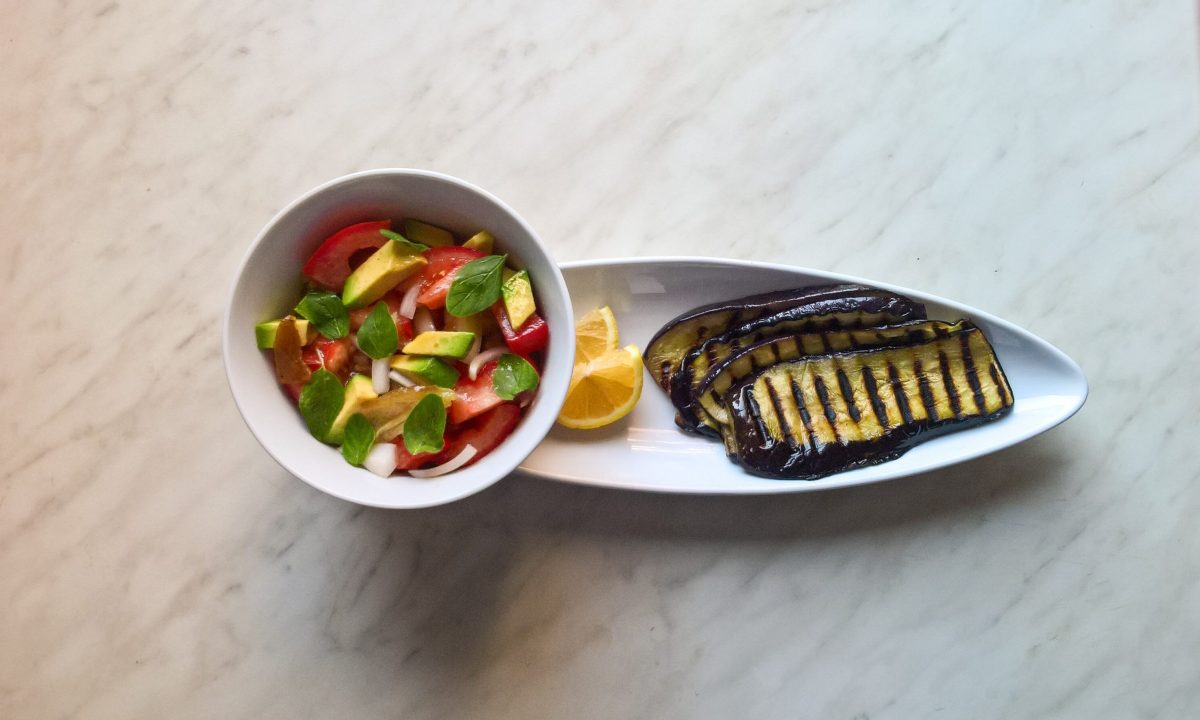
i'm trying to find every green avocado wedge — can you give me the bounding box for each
[342,241,427,309]
[402,331,476,359]
[389,355,461,388]
[255,318,316,348]
[501,269,536,329]
[326,374,378,445]
[402,219,455,247]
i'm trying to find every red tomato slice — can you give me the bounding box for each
[491,305,550,356]
[395,315,414,343]
[449,360,506,424]
[287,337,351,400]
[302,220,390,290]
[304,336,352,380]
[392,441,439,470]
[437,403,522,467]
[416,246,484,309]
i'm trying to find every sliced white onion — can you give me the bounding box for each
[399,281,421,319]
[389,369,418,388]
[469,347,506,380]
[371,358,391,394]
[363,443,399,477]
[413,306,435,334]
[407,445,478,478]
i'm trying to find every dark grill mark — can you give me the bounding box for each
[769,341,783,362]
[745,392,770,446]
[659,361,672,390]
[790,378,816,451]
[914,359,938,422]
[862,367,889,427]
[938,351,962,418]
[990,363,1009,407]
[764,378,796,448]
[960,333,986,412]
[887,362,915,425]
[813,375,842,444]
[836,367,861,422]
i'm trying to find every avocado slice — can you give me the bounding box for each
[402,331,475,359]
[462,230,494,254]
[327,374,378,444]
[402,219,454,247]
[501,269,536,328]
[389,355,460,388]
[342,240,427,310]
[256,317,316,348]
[359,386,455,442]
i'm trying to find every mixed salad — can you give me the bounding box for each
[256,219,549,477]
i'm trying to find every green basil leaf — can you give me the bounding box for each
[402,394,446,455]
[356,302,399,359]
[340,413,375,466]
[380,229,429,254]
[298,369,345,442]
[492,353,540,400]
[445,254,507,317]
[295,291,349,339]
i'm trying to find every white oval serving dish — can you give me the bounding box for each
[519,257,1087,494]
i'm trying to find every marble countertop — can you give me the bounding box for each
[3,1,1198,717]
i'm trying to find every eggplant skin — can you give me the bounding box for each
[725,325,1014,480]
[669,288,928,432]
[693,319,968,432]
[643,284,878,393]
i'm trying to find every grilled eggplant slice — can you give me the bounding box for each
[643,284,882,393]
[724,324,1013,479]
[694,320,968,432]
[669,287,927,432]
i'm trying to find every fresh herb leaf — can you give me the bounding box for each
[492,353,540,400]
[340,413,375,466]
[299,369,345,441]
[380,229,429,254]
[446,254,507,317]
[295,291,349,339]
[357,302,399,359]
[403,394,446,455]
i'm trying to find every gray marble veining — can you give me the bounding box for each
[1,0,1198,718]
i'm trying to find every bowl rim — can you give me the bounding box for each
[222,168,573,508]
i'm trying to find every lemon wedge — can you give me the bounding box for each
[573,306,620,363]
[557,307,643,429]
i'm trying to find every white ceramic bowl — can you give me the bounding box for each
[223,169,574,508]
